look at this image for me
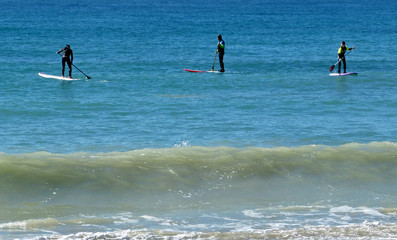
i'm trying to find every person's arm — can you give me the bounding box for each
[219,40,225,49]
[70,50,73,63]
[56,48,63,54]
[216,41,224,53]
[338,47,343,58]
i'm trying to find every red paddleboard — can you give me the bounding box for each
[184,69,222,73]
[184,69,206,73]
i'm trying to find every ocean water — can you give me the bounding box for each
[1,0,396,239]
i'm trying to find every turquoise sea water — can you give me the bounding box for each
[1,0,397,239]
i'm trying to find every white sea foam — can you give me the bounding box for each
[0,218,59,230]
[330,206,388,218]
[242,210,264,218]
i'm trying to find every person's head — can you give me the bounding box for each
[66,44,70,49]
[218,35,222,41]
[341,41,346,46]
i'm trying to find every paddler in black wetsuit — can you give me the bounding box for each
[216,35,225,72]
[56,44,73,78]
[338,41,355,74]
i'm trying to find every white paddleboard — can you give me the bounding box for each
[329,72,358,76]
[38,72,81,81]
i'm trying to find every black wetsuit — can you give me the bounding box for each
[338,46,350,74]
[57,47,73,77]
[217,40,225,72]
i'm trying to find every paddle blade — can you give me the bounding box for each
[329,65,335,72]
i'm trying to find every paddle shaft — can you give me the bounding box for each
[211,52,217,71]
[329,50,353,72]
[57,52,91,79]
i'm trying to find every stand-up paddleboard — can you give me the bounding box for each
[329,72,358,76]
[38,72,81,81]
[184,69,223,73]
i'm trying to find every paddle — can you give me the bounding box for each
[211,52,217,71]
[57,52,91,79]
[329,49,353,72]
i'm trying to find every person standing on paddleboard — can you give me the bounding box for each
[57,44,73,78]
[337,41,355,74]
[216,35,225,72]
